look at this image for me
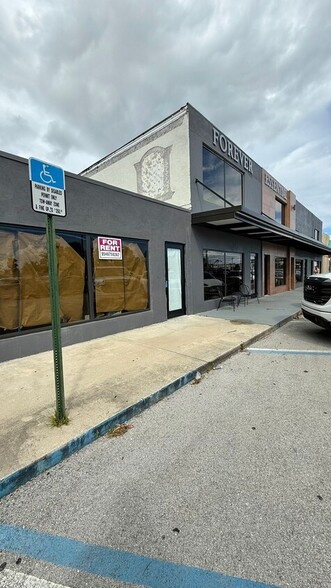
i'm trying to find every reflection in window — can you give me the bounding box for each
[275,199,285,224]
[202,147,242,211]
[202,148,225,207]
[225,164,242,206]
[275,257,286,286]
[203,250,243,300]
[92,237,149,317]
[295,259,303,283]
[250,253,257,295]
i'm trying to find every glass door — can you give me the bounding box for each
[250,253,257,295]
[165,243,185,318]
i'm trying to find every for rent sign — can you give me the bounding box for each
[98,237,122,260]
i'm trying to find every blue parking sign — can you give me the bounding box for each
[29,158,66,216]
[29,158,65,190]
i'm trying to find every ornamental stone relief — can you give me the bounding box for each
[134,146,174,201]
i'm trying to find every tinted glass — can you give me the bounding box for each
[203,250,243,299]
[202,147,242,211]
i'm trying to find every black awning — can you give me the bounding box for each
[192,206,331,255]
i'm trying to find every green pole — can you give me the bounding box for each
[46,214,66,422]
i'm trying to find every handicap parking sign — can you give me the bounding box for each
[29,158,65,190]
[29,158,66,216]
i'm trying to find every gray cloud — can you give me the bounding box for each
[1,0,330,231]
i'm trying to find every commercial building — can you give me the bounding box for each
[1,104,330,361]
[82,103,330,300]
[0,152,191,362]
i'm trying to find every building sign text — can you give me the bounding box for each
[212,128,253,174]
[264,172,287,201]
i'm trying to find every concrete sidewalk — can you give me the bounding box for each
[0,288,303,494]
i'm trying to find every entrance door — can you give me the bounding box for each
[250,253,257,295]
[264,254,270,295]
[165,243,185,318]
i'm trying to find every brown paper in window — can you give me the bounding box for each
[93,240,125,313]
[58,238,85,322]
[123,243,148,311]
[18,232,86,328]
[0,231,19,330]
[18,232,51,327]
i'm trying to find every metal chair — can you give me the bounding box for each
[239,284,260,305]
[217,290,239,312]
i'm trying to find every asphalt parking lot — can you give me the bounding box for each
[0,317,330,587]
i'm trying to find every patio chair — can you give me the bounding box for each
[217,290,239,312]
[239,284,260,305]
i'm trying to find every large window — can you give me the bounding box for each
[203,250,243,300]
[0,227,88,333]
[202,147,242,210]
[295,259,303,283]
[0,224,149,337]
[92,237,149,317]
[275,199,285,224]
[275,257,286,287]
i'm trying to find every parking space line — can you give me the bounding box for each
[0,523,278,588]
[247,348,331,356]
[0,569,69,587]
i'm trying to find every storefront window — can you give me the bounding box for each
[57,232,89,323]
[0,226,88,334]
[275,257,286,286]
[225,164,242,206]
[275,199,285,224]
[295,259,303,283]
[0,224,149,338]
[0,228,19,331]
[203,250,243,299]
[202,147,242,211]
[92,236,149,317]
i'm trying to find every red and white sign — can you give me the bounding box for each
[97,237,122,260]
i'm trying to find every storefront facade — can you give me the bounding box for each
[83,103,329,308]
[1,104,330,361]
[0,152,191,362]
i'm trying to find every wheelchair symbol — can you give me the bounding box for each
[40,164,56,184]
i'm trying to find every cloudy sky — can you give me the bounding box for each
[1,0,331,232]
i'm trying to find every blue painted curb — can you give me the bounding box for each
[0,311,299,500]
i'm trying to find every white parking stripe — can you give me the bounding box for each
[246,347,331,355]
[0,569,69,588]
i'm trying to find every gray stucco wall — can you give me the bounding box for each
[0,152,191,361]
[296,201,323,239]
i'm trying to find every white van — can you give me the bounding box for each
[302,272,331,330]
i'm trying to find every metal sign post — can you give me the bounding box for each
[46,214,66,421]
[29,158,67,423]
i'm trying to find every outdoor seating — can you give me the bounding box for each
[239,283,260,305]
[217,290,240,312]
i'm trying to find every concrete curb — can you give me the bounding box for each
[0,312,300,500]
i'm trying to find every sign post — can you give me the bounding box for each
[29,158,67,423]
